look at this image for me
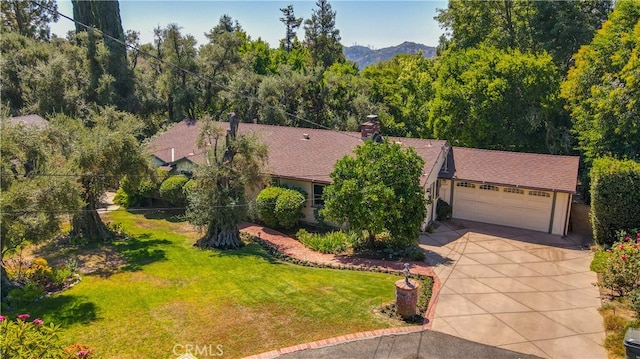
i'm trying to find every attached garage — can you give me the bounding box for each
[439,147,580,236]
[452,182,552,232]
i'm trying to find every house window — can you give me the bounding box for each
[528,190,550,197]
[503,187,524,194]
[479,184,499,191]
[313,184,325,207]
[456,182,475,189]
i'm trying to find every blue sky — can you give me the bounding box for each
[50,1,447,49]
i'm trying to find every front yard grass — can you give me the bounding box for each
[14,210,399,358]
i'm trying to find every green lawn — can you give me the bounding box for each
[21,210,399,358]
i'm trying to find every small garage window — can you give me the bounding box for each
[456,182,476,188]
[504,187,524,194]
[528,190,550,197]
[479,184,499,191]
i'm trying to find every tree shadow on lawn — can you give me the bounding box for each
[211,243,280,265]
[28,294,99,327]
[133,209,185,223]
[114,236,172,272]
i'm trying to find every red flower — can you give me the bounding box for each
[621,255,627,261]
[626,236,631,242]
[17,314,30,321]
[0,315,6,322]
[32,318,44,325]
[620,245,625,250]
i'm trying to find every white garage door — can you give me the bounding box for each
[452,181,552,232]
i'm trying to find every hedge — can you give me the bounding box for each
[256,186,305,229]
[159,175,189,206]
[590,157,640,246]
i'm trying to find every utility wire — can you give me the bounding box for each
[30,0,362,141]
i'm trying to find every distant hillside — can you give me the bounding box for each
[343,41,437,69]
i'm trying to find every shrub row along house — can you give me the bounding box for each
[148,119,579,236]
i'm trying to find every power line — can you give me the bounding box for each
[29,0,362,141]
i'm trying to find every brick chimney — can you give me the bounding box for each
[361,115,380,140]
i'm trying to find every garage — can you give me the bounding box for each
[452,181,553,232]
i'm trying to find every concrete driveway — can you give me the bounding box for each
[420,219,606,359]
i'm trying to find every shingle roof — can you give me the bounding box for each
[147,120,448,185]
[451,147,579,193]
[147,120,580,193]
[9,114,47,127]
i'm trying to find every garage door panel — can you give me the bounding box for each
[452,183,552,233]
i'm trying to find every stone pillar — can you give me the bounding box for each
[395,279,420,318]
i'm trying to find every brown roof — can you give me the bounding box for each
[147,120,448,185]
[451,147,579,193]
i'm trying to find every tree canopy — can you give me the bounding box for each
[561,0,640,164]
[322,140,426,248]
[186,115,268,249]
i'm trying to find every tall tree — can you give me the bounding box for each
[280,5,302,53]
[561,0,640,164]
[186,115,268,249]
[304,0,344,68]
[436,0,535,52]
[62,108,149,241]
[362,53,436,138]
[155,24,198,122]
[0,0,58,40]
[72,0,134,111]
[1,119,81,290]
[198,15,244,118]
[322,140,426,248]
[531,0,612,72]
[429,46,563,153]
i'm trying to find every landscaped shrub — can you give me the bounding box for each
[296,229,350,254]
[0,314,88,358]
[274,190,305,229]
[256,187,284,227]
[631,289,640,317]
[6,284,44,307]
[590,157,640,246]
[256,186,305,228]
[115,169,168,207]
[159,175,189,206]
[436,199,452,220]
[599,231,640,296]
[25,258,53,288]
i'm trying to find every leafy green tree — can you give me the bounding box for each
[257,64,309,126]
[561,0,640,164]
[436,0,535,52]
[72,0,134,111]
[530,0,612,72]
[362,54,436,137]
[280,5,302,53]
[304,0,344,68]
[0,119,81,290]
[155,24,198,122]
[429,46,563,153]
[0,0,59,40]
[186,116,268,249]
[197,16,244,118]
[322,140,426,248]
[60,108,149,241]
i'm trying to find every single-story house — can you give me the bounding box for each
[148,119,579,236]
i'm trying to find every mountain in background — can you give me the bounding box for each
[343,41,437,69]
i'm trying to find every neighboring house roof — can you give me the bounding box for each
[450,146,580,193]
[147,120,448,185]
[8,114,47,127]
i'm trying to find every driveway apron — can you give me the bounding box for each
[421,219,606,359]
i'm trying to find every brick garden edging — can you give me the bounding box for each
[239,223,442,359]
